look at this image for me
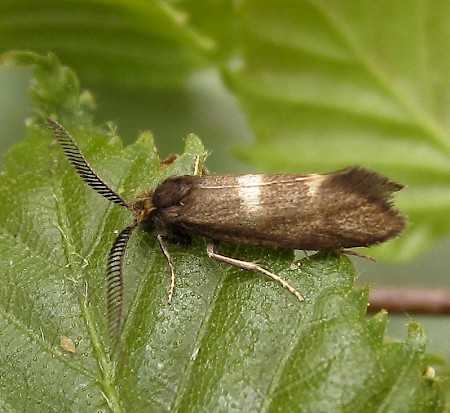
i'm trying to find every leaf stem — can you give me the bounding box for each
[368,286,450,314]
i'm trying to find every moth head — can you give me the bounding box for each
[131,190,157,232]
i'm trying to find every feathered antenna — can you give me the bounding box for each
[106,225,137,348]
[46,118,128,207]
[46,118,134,350]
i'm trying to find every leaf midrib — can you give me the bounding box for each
[310,0,450,152]
[51,163,122,412]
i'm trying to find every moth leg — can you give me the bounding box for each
[156,234,177,303]
[341,249,375,261]
[193,154,210,176]
[206,242,304,302]
[193,155,201,176]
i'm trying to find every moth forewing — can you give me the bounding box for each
[152,169,406,250]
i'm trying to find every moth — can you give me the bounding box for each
[46,119,406,345]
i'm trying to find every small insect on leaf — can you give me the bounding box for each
[46,119,406,350]
[60,336,76,353]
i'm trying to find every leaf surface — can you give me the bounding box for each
[0,51,444,412]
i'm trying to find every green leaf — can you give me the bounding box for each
[176,0,239,61]
[3,1,449,263]
[0,0,213,88]
[0,53,445,411]
[224,1,450,261]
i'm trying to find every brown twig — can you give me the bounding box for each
[368,287,450,314]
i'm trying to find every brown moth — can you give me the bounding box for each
[46,119,406,346]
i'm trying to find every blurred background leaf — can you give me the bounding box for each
[0,0,212,88]
[224,1,450,262]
